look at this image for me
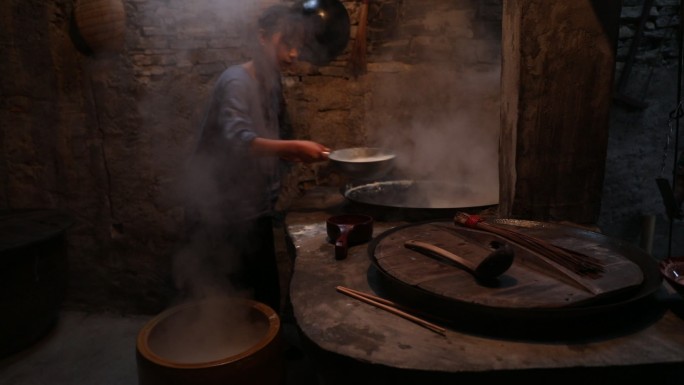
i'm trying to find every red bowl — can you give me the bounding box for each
[326,214,374,260]
[659,256,684,298]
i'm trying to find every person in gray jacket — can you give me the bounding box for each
[182,4,330,313]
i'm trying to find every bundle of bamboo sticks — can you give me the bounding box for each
[454,212,605,278]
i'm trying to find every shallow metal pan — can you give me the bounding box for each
[341,179,499,221]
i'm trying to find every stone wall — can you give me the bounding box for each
[599,0,683,258]
[281,0,502,206]
[1,0,501,313]
[616,0,680,65]
[5,0,677,314]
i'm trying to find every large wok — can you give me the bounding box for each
[341,179,499,221]
[295,0,350,66]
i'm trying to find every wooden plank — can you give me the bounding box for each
[500,0,622,222]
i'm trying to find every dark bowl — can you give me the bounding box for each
[326,214,374,245]
[296,0,350,66]
[660,256,684,298]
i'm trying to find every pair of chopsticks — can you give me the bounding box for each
[335,286,446,336]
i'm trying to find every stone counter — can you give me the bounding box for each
[284,188,684,385]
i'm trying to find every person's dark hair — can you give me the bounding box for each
[250,5,306,132]
[257,4,305,48]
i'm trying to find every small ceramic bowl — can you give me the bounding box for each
[659,256,684,298]
[326,214,374,260]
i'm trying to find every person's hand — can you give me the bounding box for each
[281,140,330,163]
[250,138,330,163]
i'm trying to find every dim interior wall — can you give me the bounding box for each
[599,0,683,259]
[0,1,132,307]
[1,0,267,313]
[0,0,500,313]
[3,0,680,314]
[601,63,684,259]
[3,0,679,314]
[283,0,502,205]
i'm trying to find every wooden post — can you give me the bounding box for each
[500,0,622,223]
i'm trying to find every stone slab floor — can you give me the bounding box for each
[0,309,319,385]
[0,223,320,385]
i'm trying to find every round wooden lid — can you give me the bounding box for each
[372,220,648,310]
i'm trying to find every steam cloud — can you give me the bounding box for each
[166,0,284,304]
[367,34,502,204]
[137,0,292,365]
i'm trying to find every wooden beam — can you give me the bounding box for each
[500,0,622,223]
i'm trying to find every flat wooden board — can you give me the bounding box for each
[373,220,645,309]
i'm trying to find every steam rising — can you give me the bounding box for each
[141,1,292,364]
[140,0,502,362]
[148,300,269,364]
[368,63,501,205]
[167,0,286,304]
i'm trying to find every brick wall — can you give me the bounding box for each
[0,0,502,313]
